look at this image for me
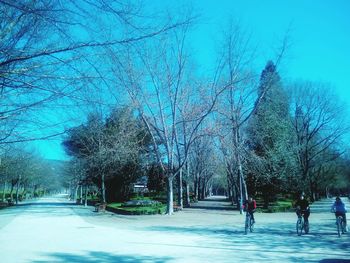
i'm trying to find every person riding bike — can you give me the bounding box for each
[332,196,348,232]
[295,193,310,224]
[243,197,257,223]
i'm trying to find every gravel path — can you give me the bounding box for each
[0,195,349,263]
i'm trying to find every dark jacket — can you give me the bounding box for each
[295,199,309,210]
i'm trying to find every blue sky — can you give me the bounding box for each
[195,0,349,95]
[39,0,350,160]
[190,0,350,98]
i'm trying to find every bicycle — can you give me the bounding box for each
[296,212,309,236]
[336,214,346,237]
[245,211,255,234]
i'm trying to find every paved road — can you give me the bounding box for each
[0,195,349,263]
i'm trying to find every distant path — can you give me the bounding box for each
[189,195,235,210]
[0,195,349,262]
[0,194,74,230]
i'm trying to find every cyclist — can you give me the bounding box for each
[243,196,257,223]
[295,193,310,224]
[331,196,348,232]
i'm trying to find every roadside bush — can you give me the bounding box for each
[122,200,161,207]
[107,202,166,215]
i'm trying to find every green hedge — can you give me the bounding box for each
[106,203,166,215]
[256,199,294,213]
[121,200,162,207]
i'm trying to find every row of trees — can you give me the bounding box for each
[63,58,350,214]
[0,148,64,203]
[63,108,152,203]
[0,1,348,213]
[0,1,194,206]
[60,7,349,213]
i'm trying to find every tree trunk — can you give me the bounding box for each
[232,183,240,209]
[2,182,6,202]
[101,173,106,203]
[74,185,79,201]
[242,173,248,200]
[184,182,190,207]
[326,186,330,198]
[238,171,244,214]
[166,176,174,215]
[15,181,20,204]
[194,173,199,200]
[208,183,213,197]
[227,175,234,204]
[33,185,37,198]
[235,191,241,210]
[10,181,15,200]
[185,159,191,207]
[177,168,183,209]
[237,154,247,214]
[233,123,247,214]
[200,178,206,200]
[22,185,27,200]
[198,176,202,200]
[229,186,234,205]
[84,185,88,207]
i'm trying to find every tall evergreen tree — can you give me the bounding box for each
[246,61,297,206]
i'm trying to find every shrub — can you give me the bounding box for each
[121,199,161,207]
[106,202,166,215]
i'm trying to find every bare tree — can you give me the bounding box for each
[111,15,230,214]
[213,25,258,212]
[0,0,193,145]
[290,81,349,200]
[214,24,288,213]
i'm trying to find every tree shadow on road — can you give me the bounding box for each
[319,258,350,263]
[143,222,350,261]
[145,225,243,236]
[32,251,173,263]
[319,260,350,263]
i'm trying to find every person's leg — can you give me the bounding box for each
[342,213,347,231]
[335,211,341,222]
[304,210,310,223]
[334,212,339,224]
[250,211,255,222]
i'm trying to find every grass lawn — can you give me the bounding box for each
[255,198,294,213]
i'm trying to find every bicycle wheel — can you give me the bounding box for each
[250,217,254,233]
[340,217,346,235]
[245,214,250,235]
[337,217,342,237]
[341,220,345,234]
[296,218,303,236]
